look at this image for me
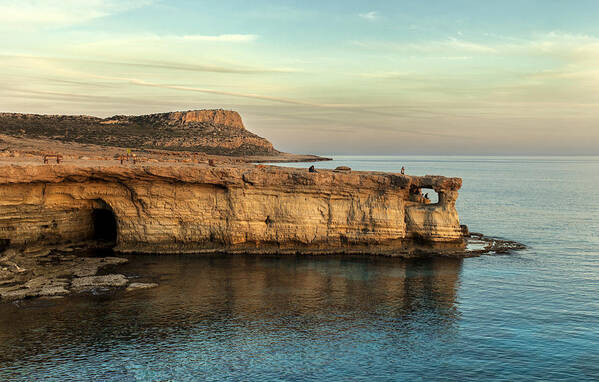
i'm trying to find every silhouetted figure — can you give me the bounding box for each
[309,165,318,173]
[401,166,405,175]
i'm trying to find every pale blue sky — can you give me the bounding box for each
[1,0,598,154]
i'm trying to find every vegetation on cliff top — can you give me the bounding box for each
[0,110,278,156]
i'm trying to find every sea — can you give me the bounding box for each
[0,156,598,381]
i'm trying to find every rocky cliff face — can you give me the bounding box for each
[0,110,276,156]
[164,110,245,129]
[0,164,464,255]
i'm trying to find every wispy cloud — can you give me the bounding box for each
[445,38,496,53]
[2,54,299,75]
[104,76,331,107]
[357,71,406,79]
[0,0,152,28]
[74,33,259,50]
[352,37,496,54]
[175,34,258,42]
[353,32,599,59]
[358,11,378,21]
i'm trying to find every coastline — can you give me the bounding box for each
[0,232,524,303]
[0,142,531,305]
[0,154,529,304]
[0,160,465,250]
[0,133,331,164]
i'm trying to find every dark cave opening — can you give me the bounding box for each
[92,208,118,243]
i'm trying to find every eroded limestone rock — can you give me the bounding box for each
[0,164,465,254]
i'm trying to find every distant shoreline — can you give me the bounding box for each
[0,133,331,164]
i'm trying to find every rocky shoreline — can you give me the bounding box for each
[0,242,157,303]
[0,158,513,306]
[0,108,526,305]
[0,234,525,304]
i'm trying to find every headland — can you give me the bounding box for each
[0,161,464,254]
[0,109,523,302]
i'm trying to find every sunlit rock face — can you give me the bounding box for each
[0,164,464,254]
[165,110,245,130]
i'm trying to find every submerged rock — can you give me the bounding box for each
[71,274,128,290]
[71,257,128,277]
[0,244,132,303]
[126,282,158,292]
[0,277,70,300]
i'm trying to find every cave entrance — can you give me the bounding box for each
[0,239,9,252]
[92,208,118,244]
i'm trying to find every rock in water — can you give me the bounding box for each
[126,283,158,292]
[71,274,128,290]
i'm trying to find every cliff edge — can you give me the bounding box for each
[0,162,464,255]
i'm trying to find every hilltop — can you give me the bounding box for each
[0,109,278,156]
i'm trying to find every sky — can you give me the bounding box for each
[1,0,598,155]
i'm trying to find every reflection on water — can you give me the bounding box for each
[4,156,598,380]
[0,254,462,381]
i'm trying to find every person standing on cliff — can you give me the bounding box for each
[401,166,405,175]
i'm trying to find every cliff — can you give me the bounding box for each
[0,163,464,255]
[0,110,277,156]
[160,109,245,129]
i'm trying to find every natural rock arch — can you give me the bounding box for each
[409,185,439,204]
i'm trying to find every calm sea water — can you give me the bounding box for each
[1,156,598,381]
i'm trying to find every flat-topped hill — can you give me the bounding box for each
[0,110,277,156]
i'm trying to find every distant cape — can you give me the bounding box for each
[0,109,277,156]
